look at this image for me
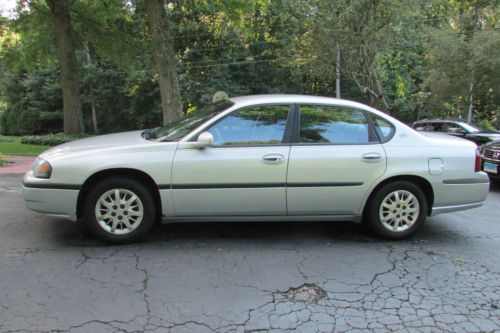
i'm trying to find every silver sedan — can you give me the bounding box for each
[22,95,490,243]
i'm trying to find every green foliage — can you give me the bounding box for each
[20,133,89,146]
[423,1,500,122]
[0,152,4,166]
[0,0,499,134]
[476,119,496,131]
[0,68,62,135]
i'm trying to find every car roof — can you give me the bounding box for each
[228,94,374,110]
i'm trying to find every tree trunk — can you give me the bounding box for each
[46,0,84,134]
[347,44,392,114]
[466,81,474,123]
[464,5,478,124]
[85,45,98,134]
[145,0,182,125]
[335,41,340,99]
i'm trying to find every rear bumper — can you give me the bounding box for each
[22,183,79,222]
[482,159,500,179]
[431,175,489,216]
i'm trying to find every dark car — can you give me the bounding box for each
[480,140,500,180]
[412,119,500,146]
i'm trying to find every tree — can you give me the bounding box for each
[46,0,84,134]
[1,0,498,134]
[424,1,500,123]
[449,0,499,123]
[294,0,427,114]
[145,0,182,125]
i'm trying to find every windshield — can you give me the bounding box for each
[146,100,234,142]
[460,122,483,133]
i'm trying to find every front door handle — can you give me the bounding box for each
[262,153,284,164]
[362,152,382,163]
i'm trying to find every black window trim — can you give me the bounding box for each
[290,103,385,146]
[190,103,295,148]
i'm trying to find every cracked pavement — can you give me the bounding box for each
[0,174,499,332]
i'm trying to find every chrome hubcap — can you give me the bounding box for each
[95,188,144,235]
[379,190,419,232]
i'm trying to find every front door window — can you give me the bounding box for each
[206,105,290,145]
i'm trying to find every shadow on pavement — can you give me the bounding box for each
[489,179,500,193]
[46,216,455,248]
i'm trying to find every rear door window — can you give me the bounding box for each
[298,105,371,144]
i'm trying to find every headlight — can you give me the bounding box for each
[32,158,52,179]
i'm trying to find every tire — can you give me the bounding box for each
[367,181,428,240]
[82,177,156,244]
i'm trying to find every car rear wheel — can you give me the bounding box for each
[83,178,155,244]
[367,181,427,239]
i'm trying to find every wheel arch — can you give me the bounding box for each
[77,168,162,221]
[362,175,434,218]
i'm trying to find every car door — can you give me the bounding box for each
[287,104,388,215]
[171,104,292,216]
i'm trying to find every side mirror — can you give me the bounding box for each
[178,131,213,149]
[197,131,214,146]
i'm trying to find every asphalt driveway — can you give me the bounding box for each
[0,173,499,332]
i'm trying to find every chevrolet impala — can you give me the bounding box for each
[22,95,490,243]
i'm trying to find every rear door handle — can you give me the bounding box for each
[262,153,284,164]
[362,152,382,162]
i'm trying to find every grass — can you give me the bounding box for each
[0,135,50,156]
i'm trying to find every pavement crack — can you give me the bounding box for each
[134,249,152,331]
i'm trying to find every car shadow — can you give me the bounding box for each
[47,219,371,247]
[47,217,457,248]
[489,180,500,193]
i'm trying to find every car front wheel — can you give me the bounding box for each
[367,181,428,240]
[83,178,156,244]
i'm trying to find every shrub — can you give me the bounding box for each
[20,133,90,146]
[17,107,42,134]
[0,153,4,166]
[1,106,19,135]
[476,118,496,131]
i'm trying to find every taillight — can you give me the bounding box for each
[475,149,481,172]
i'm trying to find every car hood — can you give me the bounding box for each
[484,139,500,149]
[40,130,172,160]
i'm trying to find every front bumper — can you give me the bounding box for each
[22,174,79,222]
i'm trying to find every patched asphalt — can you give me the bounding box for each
[0,173,499,332]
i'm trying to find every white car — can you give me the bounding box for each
[22,95,490,243]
